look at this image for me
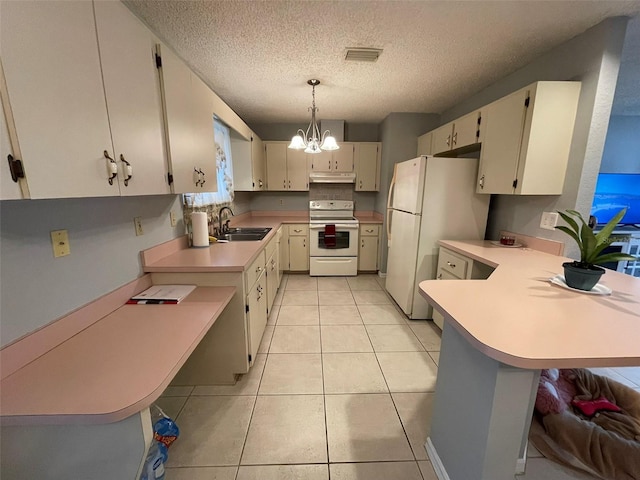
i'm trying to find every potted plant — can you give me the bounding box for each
[555,208,636,291]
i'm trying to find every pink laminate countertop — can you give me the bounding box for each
[143,214,384,272]
[419,240,640,369]
[143,216,302,273]
[0,287,235,426]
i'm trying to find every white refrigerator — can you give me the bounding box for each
[385,155,490,319]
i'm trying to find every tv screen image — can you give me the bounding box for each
[590,173,640,226]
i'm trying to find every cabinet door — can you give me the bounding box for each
[354,143,381,192]
[251,135,265,190]
[265,142,287,190]
[431,123,454,154]
[1,1,116,199]
[477,88,528,194]
[0,74,25,200]
[247,273,268,363]
[310,150,332,172]
[266,252,278,314]
[333,143,354,172]
[452,111,480,149]
[94,1,169,196]
[289,236,309,271]
[417,132,433,156]
[157,44,196,193]
[279,226,289,274]
[190,74,217,193]
[286,148,308,191]
[358,236,379,271]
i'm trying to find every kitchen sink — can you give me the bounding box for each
[218,228,271,241]
[227,227,272,234]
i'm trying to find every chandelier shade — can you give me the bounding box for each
[288,79,339,154]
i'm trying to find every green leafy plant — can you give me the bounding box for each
[555,208,636,268]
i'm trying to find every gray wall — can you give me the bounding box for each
[600,115,640,173]
[377,113,441,272]
[246,191,376,213]
[251,122,380,142]
[440,17,629,259]
[1,195,183,346]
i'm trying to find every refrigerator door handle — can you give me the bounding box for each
[386,163,398,211]
[386,164,398,245]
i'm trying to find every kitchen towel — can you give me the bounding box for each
[324,224,336,247]
[191,212,209,248]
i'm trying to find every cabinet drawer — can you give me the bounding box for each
[359,224,379,236]
[438,248,468,279]
[288,224,309,236]
[245,250,266,290]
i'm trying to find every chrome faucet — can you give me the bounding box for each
[218,206,234,235]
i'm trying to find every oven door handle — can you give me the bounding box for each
[309,224,359,230]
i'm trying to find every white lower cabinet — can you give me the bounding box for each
[432,247,494,330]
[288,224,309,272]
[246,268,267,364]
[149,234,284,384]
[358,224,380,271]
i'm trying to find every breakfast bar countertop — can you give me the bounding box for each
[419,240,640,369]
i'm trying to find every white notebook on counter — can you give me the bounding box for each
[128,285,196,304]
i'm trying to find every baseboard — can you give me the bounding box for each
[377,271,387,278]
[425,437,451,480]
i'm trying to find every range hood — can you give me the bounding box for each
[309,172,356,184]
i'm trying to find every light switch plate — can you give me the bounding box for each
[134,217,144,236]
[51,230,70,257]
[170,211,178,227]
[540,212,559,230]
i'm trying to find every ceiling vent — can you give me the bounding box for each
[345,48,383,62]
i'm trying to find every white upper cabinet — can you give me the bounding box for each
[94,1,169,196]
[432,110,480,155]
[1,1,116,198]
[309,143,355,172]
[157,44,217,194]
[354,142,381,192]
[417,131,433,156]
[232,132,266,191]
[477,81,580,195]
[264,141,309,191]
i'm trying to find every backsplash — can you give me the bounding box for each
[309,184,353,201]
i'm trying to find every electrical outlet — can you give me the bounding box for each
[51,230,70,258]
[170,211,178,227]
[540,211,559,230]
[134,217,144,236]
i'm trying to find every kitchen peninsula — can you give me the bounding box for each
[419,240,640,480]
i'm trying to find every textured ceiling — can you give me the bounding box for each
[125,0,640,124]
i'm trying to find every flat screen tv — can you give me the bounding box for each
[590,173,640,226]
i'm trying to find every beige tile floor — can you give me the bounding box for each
[158,274,640,480]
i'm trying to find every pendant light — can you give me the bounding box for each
[288,79,339,154]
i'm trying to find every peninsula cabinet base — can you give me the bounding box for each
[1,409,152,480]
[428,321,540,480]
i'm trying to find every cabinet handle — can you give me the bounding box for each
[200,169,205,186]
[256,266,262,273]
[194,167,203,187]
[294,229,302,233]
[366,229,374,233]
[328,160,331,170]
[258,179,263,188]
[446,135,451,147]
[288,180,291,189]
[361,240,365,248]
[7,154,25,182]
[359,180,363,189]
[120,154,132,187]
[437,273,443,279]
[452,132,457,146]
[283,179,286,188]
[446,261,456,268]
[104,150,118,185]
[479,174,485,189]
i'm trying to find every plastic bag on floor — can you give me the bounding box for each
[151,404,180,450]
